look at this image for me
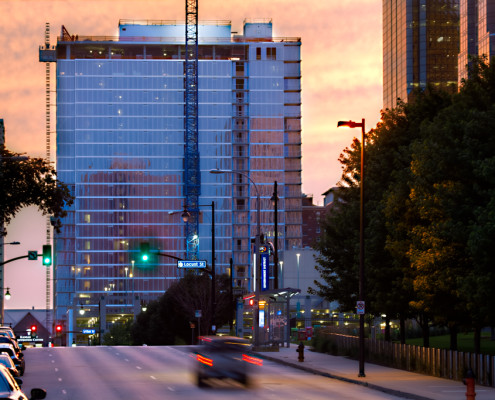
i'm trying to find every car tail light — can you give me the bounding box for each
[242,354,263,366]
[196,354,213,367]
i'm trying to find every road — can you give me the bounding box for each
[21,346,407,399]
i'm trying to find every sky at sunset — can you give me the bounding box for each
[1,0,383,309]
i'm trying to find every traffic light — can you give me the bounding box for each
[42,245,52,266]
[55,324,62,335]
[30,325,37,338]
[140,242,150,262]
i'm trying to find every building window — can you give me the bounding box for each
[267,47,276,60]
[256,47,262,60]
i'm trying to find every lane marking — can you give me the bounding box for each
[55,368,59,372]
[125,358,129,362]
[168,386,175,391]
[58,378,62,382]
[136,366,142,370]
[62,390,67,395]
[150,375,156,380]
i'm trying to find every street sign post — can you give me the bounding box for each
[356,301,365,315]
[177,260,207,269]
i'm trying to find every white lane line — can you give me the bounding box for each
[168,386,175,391]
[58,378,63,382]
[150,375,156,380]
[125,358,129,362]
[55,368,59,372]
[51,360,55,363]
[136,366,142,370]
[62,390,67,395]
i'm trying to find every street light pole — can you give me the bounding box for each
[337,118,366,377]
[271,181,279,290]
[181,201,216,334]
[210,168,261,347]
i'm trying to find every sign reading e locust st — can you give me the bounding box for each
[177,260,207,269]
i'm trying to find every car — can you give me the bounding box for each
[194,335,261,387]
[0,327,17,342]
[0,344,25,376]
[0,364,46,400]
[0,354,20,378]
[0,336,22,356]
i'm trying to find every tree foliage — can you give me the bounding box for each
[312,57,495,350]
[131,272,233,345]
[0,147,73,235]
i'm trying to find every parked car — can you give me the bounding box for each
[0,337,22,356]
[0,354,20,378]
[0,344,24,376]
[194,335,261,387]
[0,327,17,342]
[0,364,46,399]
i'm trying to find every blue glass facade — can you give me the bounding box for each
[53,20,302,323]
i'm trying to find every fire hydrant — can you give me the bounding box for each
[463,368,476,400]
[296,341,304,362]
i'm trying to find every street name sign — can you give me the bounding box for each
[82,329,96,334]
[177,260,207,269]
[27,251,38,260]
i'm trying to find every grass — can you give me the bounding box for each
[406,333,495,356]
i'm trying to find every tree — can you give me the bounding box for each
[0,147,73,236]
[131,272,232,345]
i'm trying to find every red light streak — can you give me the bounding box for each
[242,354,263,366]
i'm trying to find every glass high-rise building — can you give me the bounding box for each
[43,20,302,329]
[458,0,495,84]
[383,0,460,110]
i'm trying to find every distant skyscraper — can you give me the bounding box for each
[40,19,302,333]
[383,0,460,110]
[458,0,495,84]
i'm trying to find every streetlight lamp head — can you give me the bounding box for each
[181,209,191,222]
[79,306,85,316]
[209,168,227,174]
[337,120,364,129]
[4,289,10,301]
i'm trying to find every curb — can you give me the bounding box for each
[254,352,435,400]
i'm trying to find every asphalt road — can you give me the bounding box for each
[20,346,407,399]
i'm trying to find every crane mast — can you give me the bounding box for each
[184,0,200,260]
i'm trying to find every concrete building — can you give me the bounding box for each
[383,0,460,110]
[40,19,302,342]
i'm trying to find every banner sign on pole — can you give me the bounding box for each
[260,246,269,291]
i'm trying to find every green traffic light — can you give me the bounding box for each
[140,242,150,263]
[42,244,52,266]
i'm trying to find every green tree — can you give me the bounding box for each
[0,147,73,235]
[103,320,133,345]
[131,272,232,345]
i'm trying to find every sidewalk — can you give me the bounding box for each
[254,345,495,400]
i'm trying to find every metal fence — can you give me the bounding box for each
[316,333,495,387]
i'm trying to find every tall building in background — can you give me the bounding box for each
[458,1,495,84]
[383,0,460,110]
[40,19,302,334]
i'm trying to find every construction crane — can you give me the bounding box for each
[184,0,200,260]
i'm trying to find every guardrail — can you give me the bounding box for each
[315,332,495,387]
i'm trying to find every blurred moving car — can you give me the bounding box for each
[0,354,20,378]
[0,365,46,400]
[194,336,262,387]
